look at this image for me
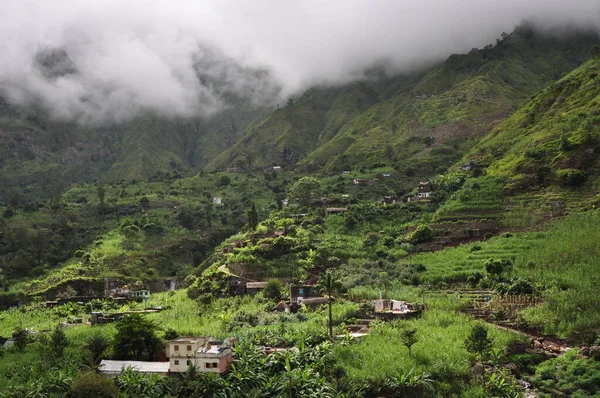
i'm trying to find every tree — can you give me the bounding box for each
[85,332,111,366]
[484,258,512,281]
[13,326,28,351]
[113,314,164,361]
[263,279,284,301]
[289,177,322,207]
[49,326,69,359]
[219,175,231,186]
[399,327,418,355]
[318,269,343,338]
[247,202,258,231]
[69,372,118,398]
[6,187,23,208]
[96,181,105,205]
[464,323,493,360]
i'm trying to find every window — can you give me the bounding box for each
[174,345,179,351]
[174,360,179,365]
[187,360,192,366]
[205,362,219,369]
[213,362,218,368]
[187,345,192,351]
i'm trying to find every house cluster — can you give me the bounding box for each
[232,280,328,313]
[104,278,151,301]
[99,337,235,377]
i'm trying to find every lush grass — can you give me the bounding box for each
[334,310,520,392]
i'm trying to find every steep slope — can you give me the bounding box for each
[0,95,269,202]
[204,79,399,171]
[209,25,599,178]
[434,56,600,227]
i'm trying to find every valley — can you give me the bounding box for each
[1,21,600,398]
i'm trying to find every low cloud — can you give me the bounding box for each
[1,0,599,124]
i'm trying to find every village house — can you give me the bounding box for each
[212,197,222,205]
[324,207,348,216]
[353,178,377,186]
[460,161,477,171]
[168,337,234,374]
[226,167,245,173]
[245,281,268,296]
[290,284,322,304]
[371,299,422,320]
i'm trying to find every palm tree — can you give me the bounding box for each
[318,269,343,338]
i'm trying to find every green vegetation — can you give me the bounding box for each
[1,24,600,398]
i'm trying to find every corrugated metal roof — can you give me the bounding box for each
[98,360,170,374]
[246,282,267,289]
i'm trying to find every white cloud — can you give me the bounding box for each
[0,0,598,123]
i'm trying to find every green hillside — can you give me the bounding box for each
[435,56,600,225]
[209,26,599,179]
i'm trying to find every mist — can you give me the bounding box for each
[1,0,599,124]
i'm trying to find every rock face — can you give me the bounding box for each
[579,345,600,360]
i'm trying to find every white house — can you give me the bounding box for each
[167,337,234,374]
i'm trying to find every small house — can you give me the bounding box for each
[325,207,348,216]
[132,290,150,300]
[226,167,245,173]
[246,282,268,296]
[460,161,477,172]
[212,197,222,205]
[371,299,422,320]
[290,285,321,304]
[163,279,178,291]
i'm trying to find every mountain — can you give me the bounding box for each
[433,55,600,226]
[208,25,599,178]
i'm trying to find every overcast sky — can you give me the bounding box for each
[1,0,599,124]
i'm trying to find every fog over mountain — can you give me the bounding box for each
[1,0,599,124]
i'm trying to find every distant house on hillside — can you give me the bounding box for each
[212,197,222,205]
[353,179,377,186]
[246,282,268,296]
[325,207,348,216]
[460,161,477,171]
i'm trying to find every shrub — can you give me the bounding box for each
[69,372,118,398]
[464,323,493,359]
[407,225,434,244]
[2,208,14,218]
[557,168,587,187]
[263,279,284,301]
